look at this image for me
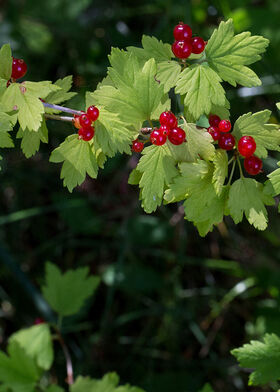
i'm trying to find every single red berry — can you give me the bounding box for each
[79,114,92,128]
[218,119,231,133]
[34,318,45,325]
[150,128,167,146]
[168,127,186,145]
[132,139,144,153]
[238,136,256,157]
[11,58,27,79]
[244,156,263,175]
[173,22,192,41]
[218,133,235,150]
[159,111,177,129]
[78,126,95,141]
[207,126,220,141]
[87,105,99,122]
[191,37,206,54]
[209,114,221,128]
[172,40,192,59]
[159,124,170,135]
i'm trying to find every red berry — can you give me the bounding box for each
[132,139,144,153]
[218,133,235,150]
[191,37,206,54]
[34,318,45,325]
[87,105,99,122]
[159,124,170,135]
[159,111,177,129]
[168,127,186,145]
[78,126,94,141]
[79,114,92,128]
[172,40,192,59]
[238,136,256,157]
[218,119,231,133]
[209,114,221,128]
[207,126,220,141]
[150,128,167,146]
[244,156,263,175]
[11,58,27,79]
[173,22,192,41]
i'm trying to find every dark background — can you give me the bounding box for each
[0,0,280,391]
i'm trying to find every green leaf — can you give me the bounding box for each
[156,60,181,93]
[49,135,99,192]
[127,35,172,63]
[267,162,280,196]
[136,144,178,213]
[198,383,215,392]
[232,110,280,158]
[175,63,226,119]
[227,178,274,230]
[128,169,142,185]
[45,75,77,107]
[1,81,60,131]
[212,149,228,196]
[42,262,100,316]
[45,386,65,392]
[10,324,54,370]
[231,333,280,386]
[0,341,41,392]
[17,119,48,158]
[206,19,269,87]
[0,44,12,80]
[0,110,14,147]
[277,102,280,110]
[182,121,215,162]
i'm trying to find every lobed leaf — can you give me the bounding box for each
[17,119,48,158]
[127,35,172,63]
[212,149,228,196]
[0,44,12,80]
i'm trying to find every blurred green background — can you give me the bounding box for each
[0,0,280,391]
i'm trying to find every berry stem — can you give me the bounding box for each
[227,156,235,166]
[227,159,236,186]
[237,156,244,179]
[42,102,84,116]
[44,113,74,123]
[148,119,154,128]
[53,321,74,385]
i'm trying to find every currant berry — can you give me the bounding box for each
[11,58,27,79]
[73,115,82,129]
[218,133,235,150]
[244,156,263,175]
[132,139,144,153]
[87,105,99,122]
[168,127,186,145]
[207,126,220,141]
[173,22,192,41]
[218,119,231,133]
[34,318,45,325]
[238,136,256,157]
[209,114,221,128]
[172,40,192,59]
[79,114,92,129]
[159,124,170,135]
[78,126,94,141]
[159,111,177,129]
[150,128,167,146]
[191,37,205,54]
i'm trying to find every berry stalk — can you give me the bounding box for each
[44,113,74,123]
[42,102,84,116]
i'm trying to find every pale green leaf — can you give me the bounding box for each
[137,144,178,213]
[0,44,12,80]
[0,341,41,392]
[175,63,226,119]
[213,149,228,196]
[267,162,280,196]
[10,324,54,370]
[0,110,14,147]
[231,333,280,386]
[128,169,142,185]
[206,19,269,87]
[49,135,99,192]
[210,101,230,120]
[127,35,172,63]
[45,75,77,107]
[156,60,181,93]
[227,178,274,230]
[198,383,214,392]
[17,119,48,158]
[42,262,100,316]
[182,121,215,162]
[232,110,280,158]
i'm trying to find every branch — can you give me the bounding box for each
[42,101,84,116]
[44,113,74,123]
[55,329,74,385]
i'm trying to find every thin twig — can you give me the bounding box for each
[44,113,74,123]
[43,102,84,116]
[54,327,74,385]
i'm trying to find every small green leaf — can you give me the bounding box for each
[50,135,99,192]
[127,35,172,63]
[0,110,14,147]
[128,169,142,185]
[206,19,269,87]
[231,333,280,386]
[42,262,100,317]
[175,63,226,119]
[198,383,215,392]
[212,149,228,196]
[45,75,77,108]
[232,110,280,158]
[10,324,54,370]
[17,119,48,158]
[227,178,274,230]
[0,44,12,80]
[156,60,181,93]
[267,162,280,196]
[0,341,41,392]
[182,121,215,162]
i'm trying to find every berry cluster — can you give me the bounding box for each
[73,106,99,141]
[11,57,27,80]
[151,111,186,146]
[172,22,206,59]
[208,114,262,175]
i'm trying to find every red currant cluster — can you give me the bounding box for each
[172,22,206,59]
[73,106,99,141]
[208,114,263,175]
[11,57,27,80]
[151,111,186,146]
